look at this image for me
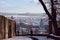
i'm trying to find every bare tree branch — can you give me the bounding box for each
[39,0,52,19]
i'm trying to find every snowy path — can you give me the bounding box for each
[3,36,55,40]
[3,36,32,40]
[31,36,54,40]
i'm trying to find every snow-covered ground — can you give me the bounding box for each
[31,36,54,40]
[3,36,32,40]
[3,36,55,40]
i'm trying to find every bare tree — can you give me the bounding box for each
[39,0,59,35]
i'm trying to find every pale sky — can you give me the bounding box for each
[0,0,45,13]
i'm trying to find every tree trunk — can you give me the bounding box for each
[49,18,52,34]
[51,0,58,35]
[52,18,58,35]
[52,8,58,35]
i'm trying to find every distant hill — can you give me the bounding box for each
[0,12,48,17]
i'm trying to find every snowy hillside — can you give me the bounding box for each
[0,13,49,26]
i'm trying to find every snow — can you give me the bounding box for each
[31,36,54,40]
[3,36,32,40]
[3,36,55,40]
[15,16,48,26]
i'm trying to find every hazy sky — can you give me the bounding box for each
[0,0,45,13]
